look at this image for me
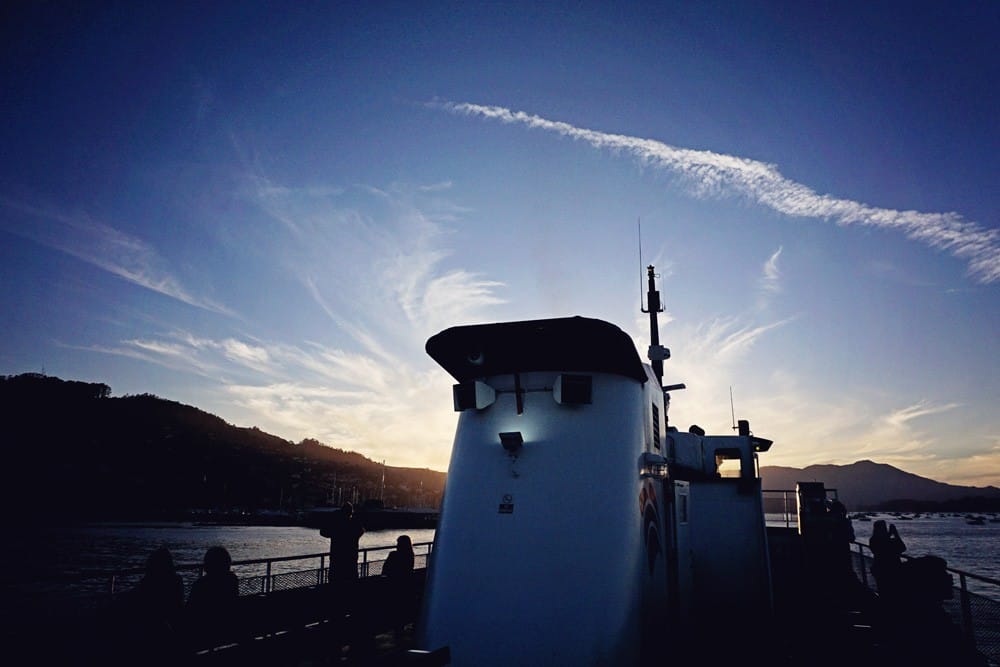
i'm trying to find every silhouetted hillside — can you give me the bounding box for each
[761,460,1000,511]
[6,373,995,521]
[0,373,446,522]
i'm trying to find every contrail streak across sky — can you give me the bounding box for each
[439,102,1000,284]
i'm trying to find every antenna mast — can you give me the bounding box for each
[730,386,737,431]
[641,265,665,383]
[637,218,645,308]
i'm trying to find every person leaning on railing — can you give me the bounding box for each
[112,546,186,665]
[185,546,239,650]
[869,519,906,600]
[381,535,416,641]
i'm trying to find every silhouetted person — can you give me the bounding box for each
[321,502,365,582]
[869,525,970,666]
[869,520,906,601]
[382,535,416,641]
[120,546,185,664]
[383,535,415,581]
[828,499,855,575]
[134,546,185,628]
[186,546,239,649]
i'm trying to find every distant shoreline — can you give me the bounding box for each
[33,508,441,530]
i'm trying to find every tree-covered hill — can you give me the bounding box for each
[1,373,446,522]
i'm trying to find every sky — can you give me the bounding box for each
[1,1,997,487]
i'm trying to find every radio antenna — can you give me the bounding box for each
[637,217,644,308]
[730,386,737,431]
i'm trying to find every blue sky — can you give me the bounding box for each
[2,1,997,486]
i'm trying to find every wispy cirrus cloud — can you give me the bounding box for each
[836,401,963,467]
[726,381,982,482]
[677,314,795,365]
[63,338,222,377]
[636,312,796,431]
[660,326,979,481]
[77,175,506,468]
[86,328,457,467]
[760,246,783,294]
[239,175,506,341]
[0,198,235,315]
[436,102,1000,284]
[882,400,960,429]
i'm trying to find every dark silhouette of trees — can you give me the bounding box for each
[0,373,445,523]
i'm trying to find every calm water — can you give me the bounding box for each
[7,514,997,600]
[848,513,1000,584]
[3,523,436,601]
[9,522,436,575]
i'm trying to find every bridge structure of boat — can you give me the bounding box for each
[409,265,997,667]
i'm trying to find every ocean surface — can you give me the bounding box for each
[7,513,998,602]
[847,513,1000,585]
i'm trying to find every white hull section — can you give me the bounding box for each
[419,370,666,666]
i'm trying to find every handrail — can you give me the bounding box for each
[11,542,435,589]
[100,541,435,597]
[851,539,1000,588]
[850,538,1000,663]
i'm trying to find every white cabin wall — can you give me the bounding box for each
[419,371,658,666]
[686,478,773,620]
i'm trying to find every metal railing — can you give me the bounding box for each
[761,489,998,664]
[105,541,435,600]
[850,541,1000,666]
[3,541,437,630]
[762,488,840,528]
[763,489,797,528]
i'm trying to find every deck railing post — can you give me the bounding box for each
[857,544,868,587]
[319,555,326,585]
[362,549,368,578]
[265,560,272,594]
[958,573,975,649]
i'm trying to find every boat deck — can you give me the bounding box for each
[6,534,997,667]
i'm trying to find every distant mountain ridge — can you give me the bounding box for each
[3,373,996,519]
[760,460,1000,511]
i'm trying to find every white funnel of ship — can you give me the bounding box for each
[417,316,670,666]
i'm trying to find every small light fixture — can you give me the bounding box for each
[648,345,671,361]
[453,381,496,411]
[499,431,524,454]
[553,374,592,405]
[639,452,669,479]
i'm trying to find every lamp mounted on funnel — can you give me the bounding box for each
[499,431,524,455]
